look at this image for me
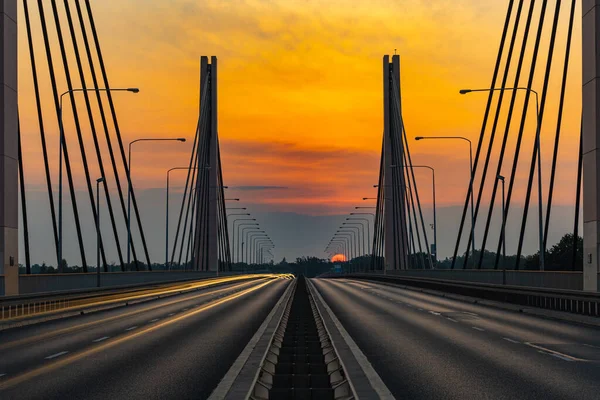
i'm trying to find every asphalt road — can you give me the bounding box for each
[312,278,600,400]
[0,276,290,399]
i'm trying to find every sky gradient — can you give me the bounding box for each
[17,1,583,263]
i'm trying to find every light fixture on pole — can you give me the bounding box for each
[415,135,474,268]
[59,87,139,272]
[127,137,186,269]
[460,87,544,270]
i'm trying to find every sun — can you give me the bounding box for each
[331,253,346,262]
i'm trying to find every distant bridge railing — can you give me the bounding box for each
[364,269,585,291]
[0,270,251,296]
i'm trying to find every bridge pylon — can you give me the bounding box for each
[191,56,230,272]
[0,1,18,294]
[381,55,410,270]
[583,1,600,291]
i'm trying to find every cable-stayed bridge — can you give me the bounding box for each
[1,1,600,399]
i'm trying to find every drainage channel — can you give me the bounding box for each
[251,276,353,399]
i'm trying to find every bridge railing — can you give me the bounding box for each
[332,272,600,318]
[370,269,584,291]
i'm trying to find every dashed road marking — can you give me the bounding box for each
[45,351,68,360]
[446,317,458,323]
[472,327,485,332]
[0,374,6,378]
[550,353,575,362]
[525,342,585,362]
[168,313,175,316]
[503,337,520,344]
[92,336,110,343]
[125,326,137,331]
[183,308,189,311]
[429,311,441,316]
[583,343,600,349]
[149,318,160,322]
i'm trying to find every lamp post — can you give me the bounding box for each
[225,198,240,201]
[127,137,186,268]
[329,240,347,262]
[460,87,544,270]
[96,177,105,287]
[59,87,139,272]
[342,225,363,255]
[497,175,506,268]
[241,227,260,263]
[415,135,474,268]
[346,219,370,254]
[335,233,354,260]
[236,222,258,262]
[247,231,267,264]
[256,241,273,265]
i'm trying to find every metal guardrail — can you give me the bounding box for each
[0,274,265,322]
[333,273,600,318]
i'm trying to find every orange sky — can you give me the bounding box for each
[17,0,583,215]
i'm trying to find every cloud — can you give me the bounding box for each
[232,186,289,191]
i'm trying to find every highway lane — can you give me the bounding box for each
[0,276,290,399]
[313,278,600,399]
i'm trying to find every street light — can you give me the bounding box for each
[225,198,240,201]
[165,166,196,268]
[227,207,247,210]
[342,224,364,255]
[330,240,348,260]
[127,137,186,268]
[497,175,506,268]
[95,177,105,286]
[235,221,257,262]
[247,231,267,264]
[347,218,370,254]
[241,226,261,263]
[58,87,139,272]
[335,232,354,259]
[415,135,475,268]
[330,239,348,261]
[461,87,544,270]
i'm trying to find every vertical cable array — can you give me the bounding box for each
[448,0,581,270]
[20,0,153,270]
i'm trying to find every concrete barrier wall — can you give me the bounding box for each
[0,276,4,296]
[378,269,584,290]
[15,271,230,295]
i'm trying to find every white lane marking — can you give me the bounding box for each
[464,312,479,317]
[503,337,520,344]
[583,343,600,349]
[149,318,160,322]
[45,351,68,360]
[125,326,138,331]
[428,311,441,316]
[525,342,585,362]
[308,280,395,399]
[550,353,575,362]
[92,336,110,343]
[183,308,189,311]
[417,308,424,311]
[168,313,175,316]
[446,317,458,323]
[0,374,6,378]
[472,327,485,332]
